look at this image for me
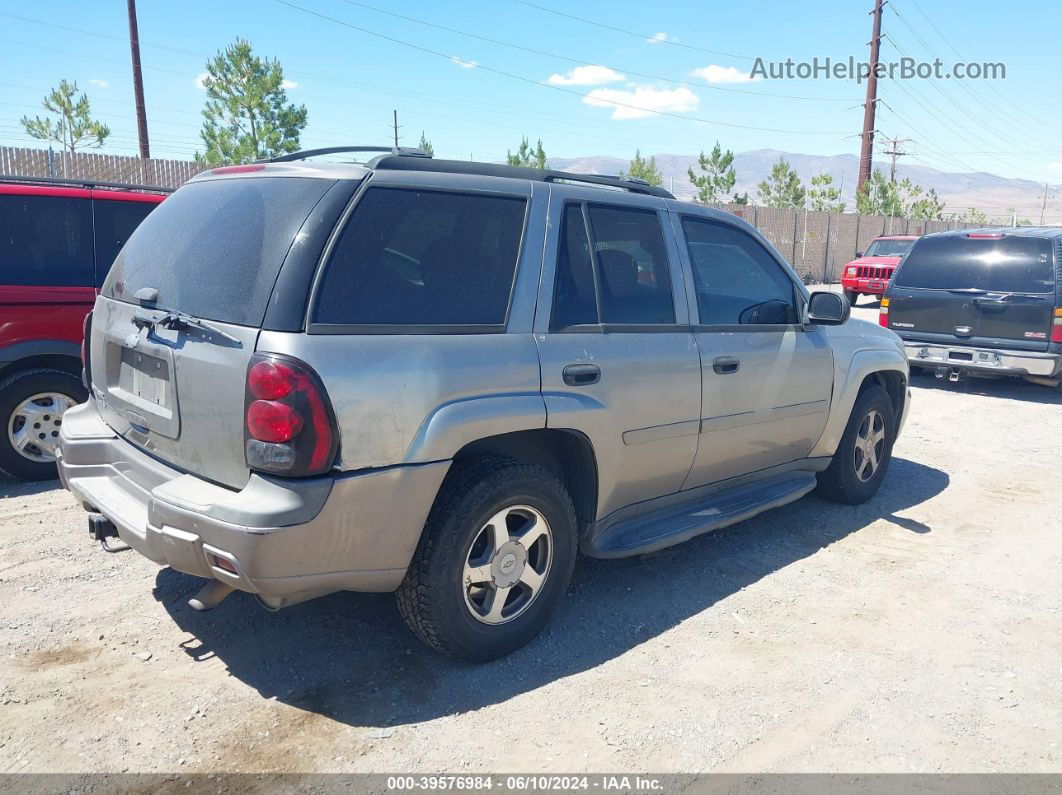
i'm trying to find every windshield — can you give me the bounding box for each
[865,239,914,258]
[103,177,333,326]
[893,235,1055,293]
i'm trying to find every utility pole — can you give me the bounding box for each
[857,0,885,196]
[1040,183,1051,226]
[882,137,912,183]
[127,0,150,159]
[390,109,401,150]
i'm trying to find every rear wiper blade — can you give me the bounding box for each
[158,311,241,344]
[132,307,240,345]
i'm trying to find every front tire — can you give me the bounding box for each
[396,456,577,662]
[0,368,86,481]
[843,289,859,306]
[816,384,895,504]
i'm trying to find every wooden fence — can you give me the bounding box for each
[0,146,209,189]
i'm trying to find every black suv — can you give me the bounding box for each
[882,228,1062,387]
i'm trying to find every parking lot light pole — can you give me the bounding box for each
[127,0,151,160]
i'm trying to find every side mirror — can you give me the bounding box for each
[855,251,864,258]
[807,291,850,325]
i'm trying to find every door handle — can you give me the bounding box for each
[712,356,740,375]
[563,363,601,386]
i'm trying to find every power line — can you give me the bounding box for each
[269,0,848,136]
[882,136,912,182]
[509,0,755,61]
[334,0,853,103]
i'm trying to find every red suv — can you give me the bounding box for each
[0,177,167,480]
[841,235,918,305]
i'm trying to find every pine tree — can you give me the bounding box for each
[196,39,307,165]
[757,157,806,209]
[507,137,547,169]
[623,150,663,186]
[807,173,845,213]
[20,80,110,154]
[417,131,434,157]
[687,142,736,204]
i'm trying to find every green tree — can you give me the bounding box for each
[732,192,750,205]
[622,150,663,186]
[907,188,945,221]
[807,173,845,212]
[196,38,307,165]
[507,137,547,169]
[687,142,736,204]
[857,170,944,220]
[757,157,806,209]
[417,131,434,157]
[20,80,110,154]
[958,207,989,225]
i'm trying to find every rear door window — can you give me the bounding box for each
[894,235,1055,293]
[104,177,333,326]
[92,198,157,286]
[313,188,527,328]
[0,193,93,286]
[682,217,797,325]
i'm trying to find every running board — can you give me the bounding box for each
[585,471,817,558]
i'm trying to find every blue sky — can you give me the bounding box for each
[0,0,1058,183]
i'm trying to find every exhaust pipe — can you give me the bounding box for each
[188,580,234,611]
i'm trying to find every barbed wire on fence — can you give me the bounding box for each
[0,145,1008,284]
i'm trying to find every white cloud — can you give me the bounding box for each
[690,64,760,84]
[646,32,673,45]
[450,55,478,69]
[88,78,109,89]
[195,72,209,90]
[546,65,625,86]
[1048,161,1062,172]
[583,85,699,120]
[282,78,299,90]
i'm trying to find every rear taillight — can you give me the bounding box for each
[81,310,93,389]
[1052,308,1062,343]
[879,297,889,328]
[244,353,338,476]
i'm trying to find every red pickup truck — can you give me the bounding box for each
[840,235,918,306]
[0,177,168,480]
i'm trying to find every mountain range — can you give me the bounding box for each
[546,149,1059,223]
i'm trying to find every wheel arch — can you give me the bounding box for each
[0,340,83,381]
[452,428,599,526]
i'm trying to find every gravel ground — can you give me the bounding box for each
[1,302,1060,774]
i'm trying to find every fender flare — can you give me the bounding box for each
[0,339,82,370]
[809,347,908,459]
[402,392,548,463]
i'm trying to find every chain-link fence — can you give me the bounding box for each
[717,202,1009,284]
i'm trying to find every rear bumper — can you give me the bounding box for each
[903,342,1062,377]
[841,276,890,295]
[57,400,449,602]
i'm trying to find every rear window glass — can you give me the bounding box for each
[865,238,914,257]
[894,235,1055,293]
[92,198,157,286]
[0,194,93,286]
[313,188,526,328]
[103,177,333,326]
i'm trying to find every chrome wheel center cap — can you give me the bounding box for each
[491,541,527,588]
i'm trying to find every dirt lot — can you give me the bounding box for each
[2,302,1060,774]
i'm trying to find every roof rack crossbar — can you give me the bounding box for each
[0,174,173,193]
[262,146,431,163]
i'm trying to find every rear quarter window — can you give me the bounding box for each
[895,236,1055,293]
[0,193,93,286]
[92,198,157,286]
[103,177,334,326]
[312,187,527,329]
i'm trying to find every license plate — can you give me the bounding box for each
[119,349,170,407]
[869,280,885,290]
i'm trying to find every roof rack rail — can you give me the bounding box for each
[0,174,173,193]
[262,145,431,163]
[368,156,675,199]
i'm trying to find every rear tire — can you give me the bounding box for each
[816,384,895,505]
[843,289,859,306]
[396,456,577,662]
[0,368,86,481]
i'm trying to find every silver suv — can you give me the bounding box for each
[59,147,911,661]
